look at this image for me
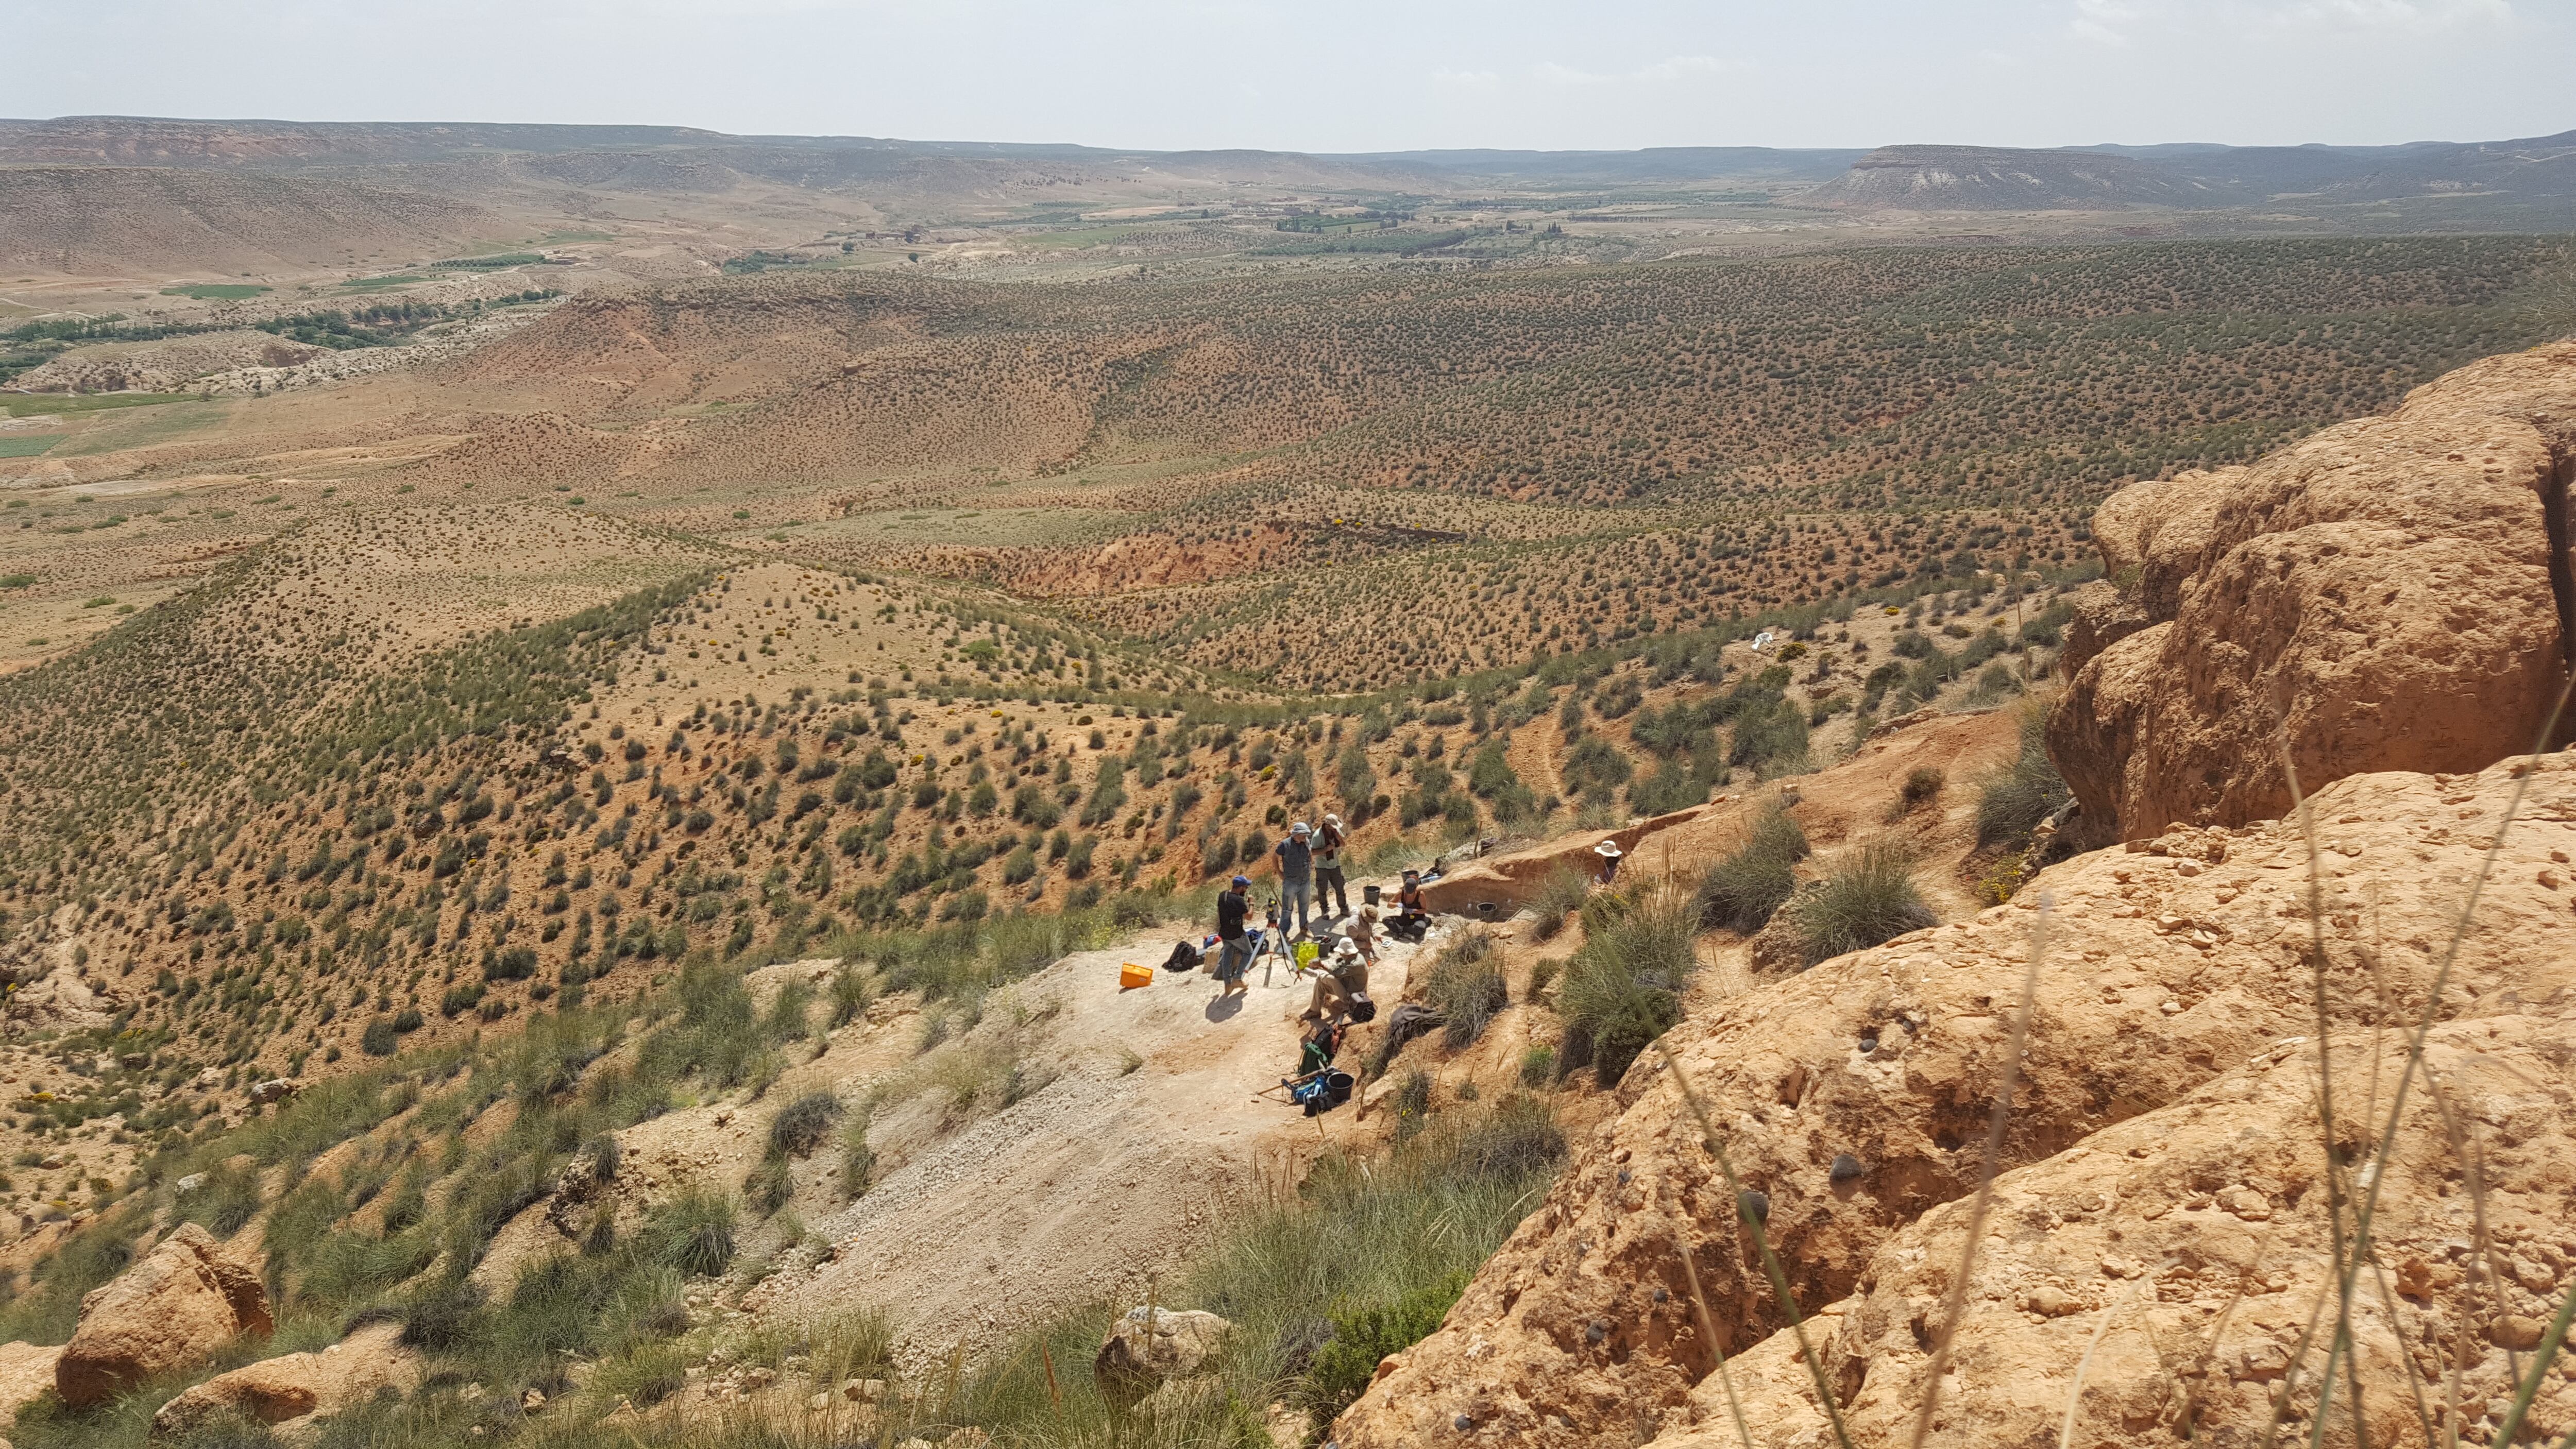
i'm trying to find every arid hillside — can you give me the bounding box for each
[13,234,2571,702]
[3,119,2576,1446]
[0,166,514,276]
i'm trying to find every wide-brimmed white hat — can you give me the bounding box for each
[1332,938,1360,959]
[1594,840,1624,858]
[1323,813,1343,828]
[1291,821,1311,836]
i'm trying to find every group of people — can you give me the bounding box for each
[1188,813,1633,1115]
[1206,815,1435,1000]
[1191,813,1446,1112]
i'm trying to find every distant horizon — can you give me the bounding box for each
[13,2,2566,156]
[6,112,2566,161]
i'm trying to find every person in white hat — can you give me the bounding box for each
[1304,936,1372,1025]
[1275,820,1315,938]
[1313,813,1350,922]
[1593,838,1624,887]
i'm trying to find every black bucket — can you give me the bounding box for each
[1474,901,1499,920]
[1363,884,1382,907]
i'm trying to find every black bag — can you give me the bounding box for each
[1162,940,1202,973]
[1344,991,1377,1025]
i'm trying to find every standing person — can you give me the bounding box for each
[1214,874,1252,997]
[1275,822,1315,939]
[1313,813,1350,921]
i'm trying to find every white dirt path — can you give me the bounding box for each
[749,902,1447,1363]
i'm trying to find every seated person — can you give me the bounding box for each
[1594,838,1624,887]
[1386,870,1433,942]
[1346,907,1379,966]
[1307,938,1371,1025]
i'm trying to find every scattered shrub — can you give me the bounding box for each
[1519,1044,1557,1086]
[1303,1271,1470,1424]
[767,1089,844,1158]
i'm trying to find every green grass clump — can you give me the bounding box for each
[1976,708,2073,849]
[1557,882,1701,1086]
[1787,840,1938,966]
[1420,931,1507,1049]
[1527,865,1591,943]
[1697,804,1810,934]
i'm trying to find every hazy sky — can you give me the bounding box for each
[13,0,2572,152]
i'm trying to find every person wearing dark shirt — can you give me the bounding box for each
[1214,874,1252,996]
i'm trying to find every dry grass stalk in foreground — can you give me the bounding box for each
[2267,673,2576,1449]
[1904,898,2046,1449]
[1661,1038,1858,1449]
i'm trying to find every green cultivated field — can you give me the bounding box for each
[159,283,270,301]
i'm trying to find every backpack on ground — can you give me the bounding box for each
[1289,1068,1357,1116]
[1162,940,1202,972]
[1344,991,1377,1025]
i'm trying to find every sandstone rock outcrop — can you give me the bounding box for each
[2048,343,2575,843]
[57,1222,272,1407]
[0,1341,61,1431]
[1094,1307,1232,1406]
[148,1323,416,1443]
[1643,1005,2576,1447]
[1328,749,2576,1448]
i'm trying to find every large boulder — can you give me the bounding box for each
[1093,1307,1232,1406]
[2048,343,2575,842]
[149,1322,415,1443]
[57,1222,271,1407]
[1325,750,2576,1448]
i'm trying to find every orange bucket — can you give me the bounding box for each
[1118,962,1153,991]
